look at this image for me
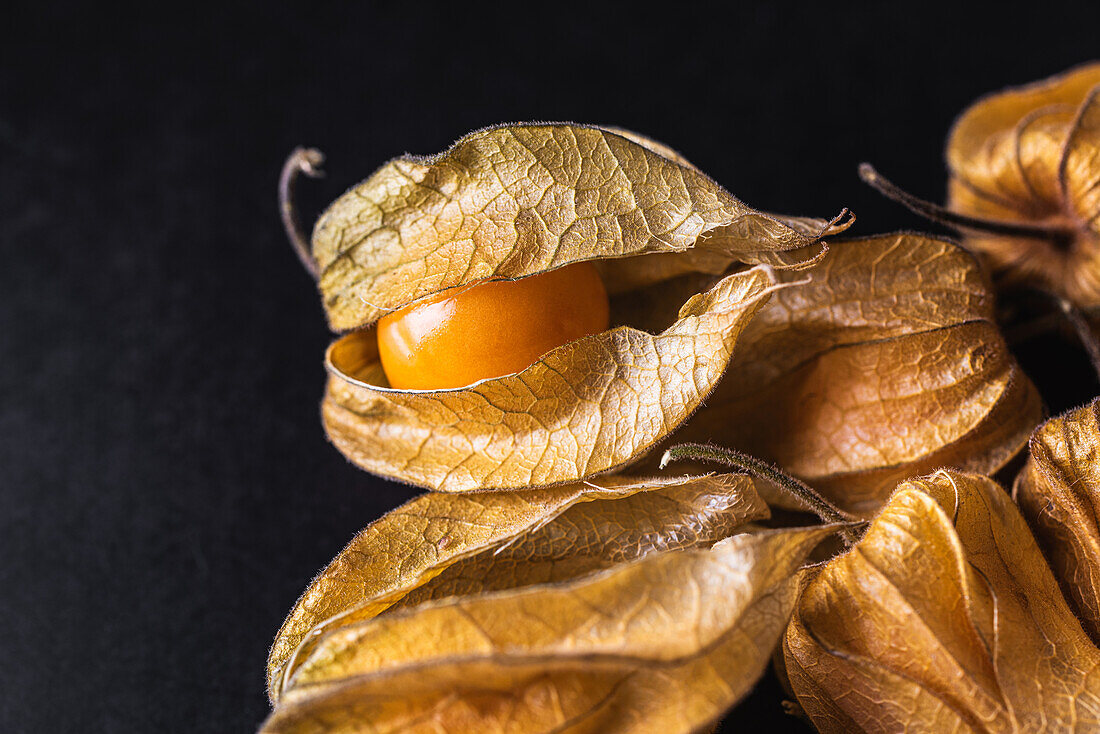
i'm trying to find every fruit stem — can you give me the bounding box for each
[858,163,1076,243]
[279,147,325,279]
[660,443,862,545]
[1050,292,1100,382]
[1004,286,1100,384]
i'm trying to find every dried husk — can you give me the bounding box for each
[946,63,1100,307]
[784,470,1100,732]
[1016,397,1100,643]
[267,473,769,702]
[323,265,782,491]
[262,524,833,734]
[671,233,1042,515]
[314,123,853,492]
[313,123,847,331]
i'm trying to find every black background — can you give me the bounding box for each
[5,2,1100,732]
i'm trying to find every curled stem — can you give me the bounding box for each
[858,163,1076,243]
[660,442,862,545]
[279,147,326,279]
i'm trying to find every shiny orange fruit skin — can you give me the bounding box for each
[377,262,610,390]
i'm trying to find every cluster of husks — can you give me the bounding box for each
[264,66,1100,733]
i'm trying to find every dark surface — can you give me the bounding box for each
[4,2,1100,731]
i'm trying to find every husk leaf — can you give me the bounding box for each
[267,473,769,701]
[946,63,1100,306]
[671,233,1041,515]
[1016,397,1100,644]
[263,525,832,733]
[784,470,1100,732]
[323,265,780,491]
[313,123,847,331]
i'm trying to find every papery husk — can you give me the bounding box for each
[1016,397,1100,644]
[671,233,1042,515]
[312,123,855,491]
[312,123,849,331]
[784,470,1100,733]
[946,63,1100,307]
[263,525,833,734]
[323,265,784,491]
[267,472,769,701]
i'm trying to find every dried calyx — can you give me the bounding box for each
[279,126,1041,507]
[862,64,1100,305]
[279,123,851,492]
[784,469,1100,733]
[263,472,838,733]
[860,64,1100,342]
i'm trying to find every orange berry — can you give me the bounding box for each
[377,262,610,390]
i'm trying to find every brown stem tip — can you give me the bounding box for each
[858,163,1075,243]
[279,147,326,280]
[660,442,863,545]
